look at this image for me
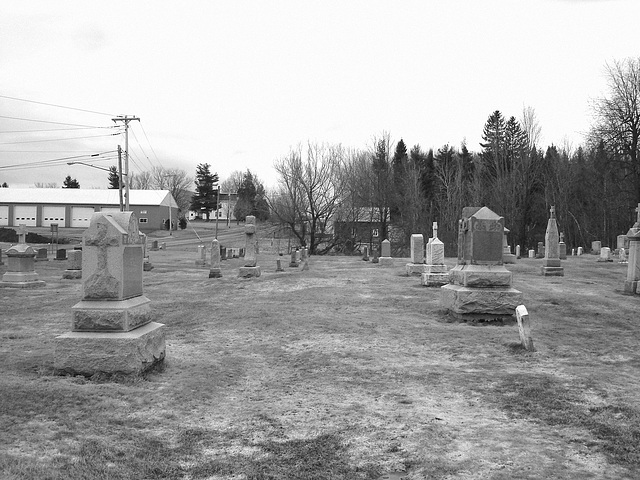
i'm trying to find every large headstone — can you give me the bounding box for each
[406,234,427,276]
[35,248,49,262]
[54,212,165,376]
[378,239,393,266]
[421,222,449,286]
[209,238,222,278]
[624,203,640,294]
[598,247,612,262]
[62,250,82,279]
[591,240,601,255]
[0,227,46,288]
[541,206,564,276]
[441,207,522,322]
[238,216,261,277]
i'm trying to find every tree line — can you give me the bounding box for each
[269,57,640,256]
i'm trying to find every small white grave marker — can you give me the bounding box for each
[515,305,535,352]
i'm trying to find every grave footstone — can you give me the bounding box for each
[62,250,83,279]
[54,212,165,375]
[406,234,427,275]
[208,238,222,278]
[541,206,564,276]
[624,203,640,294]
[378,239,393,266]
[421,223,449,286]
[0,227,46,288]
[441,206,522,322]
[238,216,261,278]
[592,241,602,255]
[502,227,516,264]
[55,248,67,261]
[515,305,535,352]
[35,248,49,262]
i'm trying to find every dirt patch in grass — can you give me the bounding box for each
[1,249,640,479]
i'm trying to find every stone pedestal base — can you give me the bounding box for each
[63,270,82,279]
[541,266,564,276]
[378,257,393,266]
[624,280,639,294]
[503,253,516,264]
[143,261,154,271]
[0,271,46,288]
[239,266,261,278]
[421,264,449,286]
[441,284,522,321]
[72,296,152,332]
[406,263,427,276]
[449,264,512,288]
[54,321,166,376]
[208,268,222,278]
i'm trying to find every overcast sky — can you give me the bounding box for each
[1,0,638,190]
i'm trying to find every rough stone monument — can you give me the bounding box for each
[502,227,516,264]
[624,203,640,294]
[421,223,449,286]
[541,206,564,276]
[209,238,222,278]
[378,239,393,266]
[406,234,427,276]
[441,206,522,322]
[0,225,46,288]
[54,212,165,376]
[238,215,261,278]
[62,250,82,279]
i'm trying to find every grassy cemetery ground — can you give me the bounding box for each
[1,229,640,479]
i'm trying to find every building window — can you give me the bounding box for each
[372,228,379,238]
[139,218,148,223]
[140,210,147,214]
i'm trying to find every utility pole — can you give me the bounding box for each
[117,145,124,211]
[112,115,140,211]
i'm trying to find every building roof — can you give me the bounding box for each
[0,188,177,207]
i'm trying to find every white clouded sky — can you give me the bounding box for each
[1,0,638,190]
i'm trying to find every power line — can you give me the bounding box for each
[129,127,155,171]
[139,122,163,168]
[0,127,111,134]
[0,150,118,171]
[0,132,121,145]
[0,94,117,117]
[0,114,110,128]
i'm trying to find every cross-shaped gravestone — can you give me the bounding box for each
[18,224,27,244]
[84,220,120,299]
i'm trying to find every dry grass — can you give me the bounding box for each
[1,236,640,479]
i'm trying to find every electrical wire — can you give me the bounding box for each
[0,114,110,128]
[0,94,117,117]
[0,127,112,134]
[139,122,163,168]
[0,132,121,145]
[0,151,118,171]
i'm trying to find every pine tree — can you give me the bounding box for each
[480,110,506,178]
[189,163,218,220]
[108,166,120,189]
[62,175,80,188]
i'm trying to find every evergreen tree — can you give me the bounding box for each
[108,166,120,189]
[189,163,218,220]
[480,110,506,178]
[391,138,408,220]
[234,170,270,221]
[1,182,7,188]
[62,175,80,188]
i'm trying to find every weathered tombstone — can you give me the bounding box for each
[276,259,284,272]
[378,239,393,266]
[617,234,630,252]
[421,223,449,287]
[35,248,49,262]
[289,248,299,268]
[220,246,227,261]
[619,247,628,264]
[577,246,584,256]
[571,248,576,256]
[0,228,46,288]
[238,216,261,278]
[541,206,564,276]
[371,246,379,263]
[515,245,521,259]
[624,203,640,294]
[592,241,602,255]
[528,249,535,258]
[536,242,545,259]
[515,305,535,352]
[441,206,522,322]
[559,232,567,260]
[140,233,153,271]
[598,247,613,262]
[160,242,166,250]
[208,238,222,278]
[62,250,82,279]
[55,248,67,261]
[406,234,427,275]
[301,247,310,271]
[150,240,159,251]
[502,227,516,264]
[362,245,370,262]
[54,212,165,375]
[195,245,206,266]
[0,248,3,266]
